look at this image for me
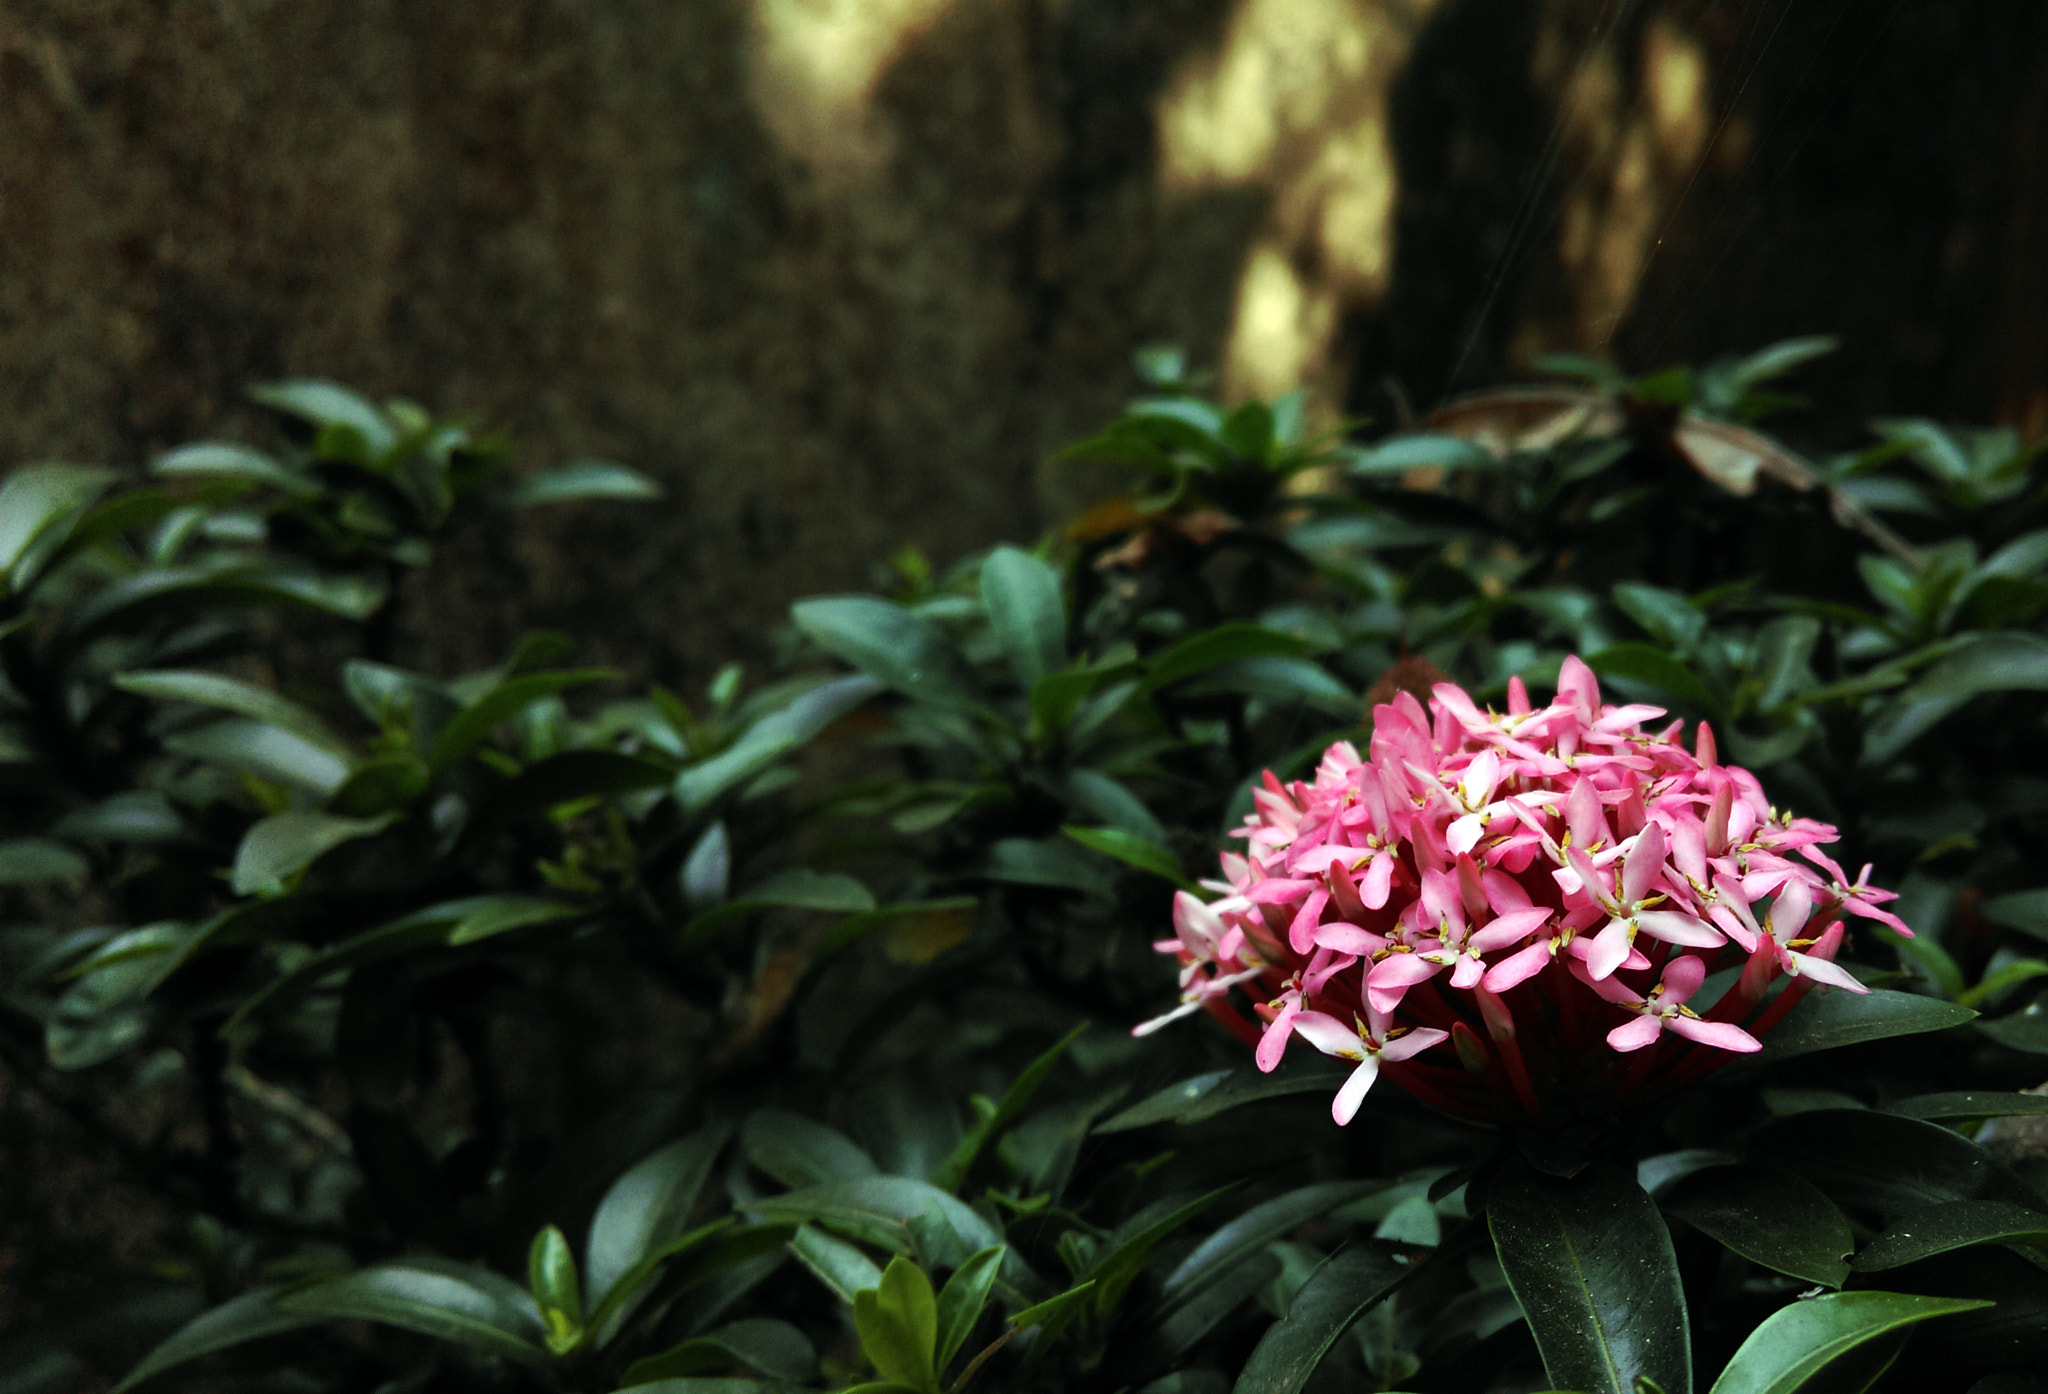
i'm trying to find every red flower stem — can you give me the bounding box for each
[1202,994,1264,1050]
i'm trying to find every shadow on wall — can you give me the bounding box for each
[0,0,2042,693]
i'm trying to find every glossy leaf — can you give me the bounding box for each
[982,836,1117,897]
[852,1256,939,1394]
[275,1259,547,1364]
[428,669,613,773]
[933,1022,1087,1191]
[1662,1165,1853,1287]
[1231,1243,1410,1394]
[742,1177,1000,1266]
[1707,1291,1992,1394]
[934,1245,1005,1370]
[1750,1109,2039,1214]
[1586,643,1718,711]
[1884,1090,2048,1121]
[153,443,319,497]
[1349,433,1500,475]
[1977,997,2048,1053]
[0,464,116,577]
[1853,1199,2048,1271]
[620,1318,816,1385]
[0,838,89,885]
[742,1110,880,1190]
[112,1289,324,1392]
[446,896,580,946]
[509,460,661,505]
[676,674,882,813]
[980,546,1066,688]
[1165,1180,1383,1302]
[1097,1058,1350,1133]
[793,596,978,710]
[118,670,352,755]
[164,719,352,798]
[1086,1186,1236,1316]
[230,811,395,896]
[788,1222,884,1302]
[1757,986,1975,1060]
[586,1125,733,1309]
[1980,889,2048,943]
[528,1224,584,1352]
[1489,1160,1692,1394]
[1140,623,1316,691]
[249,379,396,457]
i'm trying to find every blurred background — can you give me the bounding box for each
[2,0,2043,679]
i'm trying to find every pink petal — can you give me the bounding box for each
[1360,852,1394,910]
[1379,1026,1450,1063]
[1289,1010,1363,1057]
[1668,1016,1761,1052]
[1788,952,1869,993]
[1633,909,1726,948]
[1256,999,1302,1072]
[1450,955,1486,988]
[1482,941,1552,993]
[1622,822,1668,907]
[1287,889,1331,955]
[1581,919,1634,980]
[1607,1015,1665,1052]
[1660,952,1708,1001]
[1331,1056,1379,1125]
[1447,813,1486,856]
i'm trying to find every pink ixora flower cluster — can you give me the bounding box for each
[1137,657,1909,1126]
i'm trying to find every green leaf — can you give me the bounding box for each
[1706,1291,1992,1394]
[230,811,395,896]
[1087,1186,1237,1316]
[1180,656,1356,714]
[164,719,353,798]
[933,1022,1087,1192]
[742,1110,880,1190]
[0,464,117,579]
[1061,825,1192,890]
[934,1245,1005,1370]
[0,837,89,885]
[1978,997,2048,1053]
[682,822,732,909]
[445,898,582,947]
[1096,1058,1350,1133]
[1864,633,2048,764]
[1140,623,1316,692]
[1884,1091,2048,1122]
[1661,1165,1852,1287]
[1063,768,1167,843]
[789,1222,884,1303]
[1231,1243,1410,1394]
[1165,1181,1383,1303]
[509,460,662,505]
[1750,1110,2039,1214]
[742,1178,1001,1266]
[429,669,613,773]
[1852,1199,2048,1271]
[1614,583,1705,652]
[793,596,978,710]
[676,675,882,814]
[116,669,352,756]
[853,1256,939,1394]
[1349,433,1501,475]
[1980,889,2048,943]
[982,837,1117,897]
[153,443,320,497]
[1009,1279,1097,1336]
[249,379,396,459]
[981,547,1066,689]
[1220,400,1275,459]
[528,1225,584,1352]
[1757,987,1975,1061]
[112,1289,325,1392]
[619,1319,817,1385]
[741,868,876,913]
[1586,643,1718,712]
[586,1125,733,1312]
[1488,1160,1692,1394]
[275,1259,547,1364]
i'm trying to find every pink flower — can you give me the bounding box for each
[1136,655,1908,1125]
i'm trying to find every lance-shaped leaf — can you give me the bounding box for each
[428,668,613,773]
[1085,1186,1237,1317]
[742,1177,1000,1267]
[789,1222,884,1303]
[1749,1109,2039,1214]
[274,1259,548,1364]
[1707,1291,1991,1394]
[230,811,395,896]
[1097,1057,1351,1133]
[508,460,661,505]
[1662,1165,1853,1288]
[112,1289,325,1392]
[1883,1091,2048,1122]
[742,1110,879,1191]
[619,1318,817,1385]
[1853,1199,2048,1271]
[115,670,352,756]
[933,1022,1087,1191]
[1489,1160,1692,1394]
[586,1124,733,1313]
[1165,1180,1385,1304]
[793,596,978,711]
[981,546,1066,688]
[0,465,117,580]
[1231,1242,1410,1394]
[1757,986,1975,1061]
[1140,623,1316,691]
[1062,825,1196,891]
[152,442,321,497]
[527,1225,583,1353]
[676,674,882,813]
[934,1245,1005,1372]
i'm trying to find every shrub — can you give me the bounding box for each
[3,345,2046,1393]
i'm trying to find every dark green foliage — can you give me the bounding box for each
[6,349,2048,1393]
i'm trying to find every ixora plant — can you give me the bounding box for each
[11,342,2048,1394]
